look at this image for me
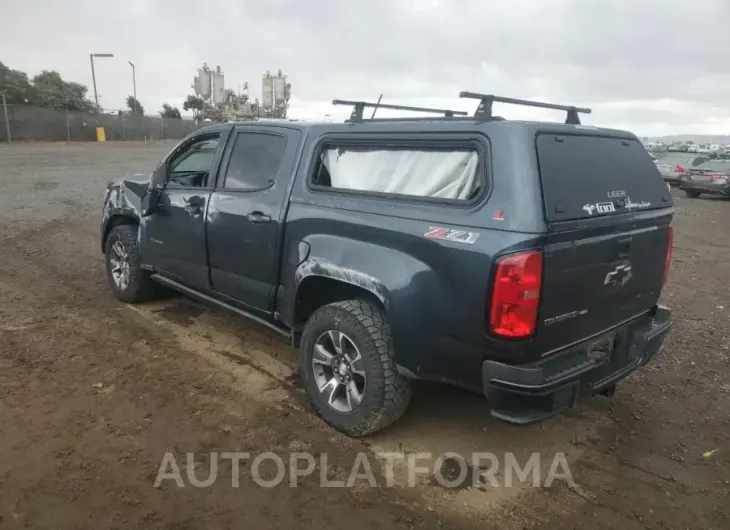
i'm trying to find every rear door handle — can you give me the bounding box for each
[247,211,271,224]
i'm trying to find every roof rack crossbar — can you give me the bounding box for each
[332,99,468,122]
[459,92,591,125]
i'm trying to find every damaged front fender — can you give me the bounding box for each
[100,174,150,251]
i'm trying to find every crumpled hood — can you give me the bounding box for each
[107,173,151,189]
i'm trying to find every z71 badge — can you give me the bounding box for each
[424,227,480,245]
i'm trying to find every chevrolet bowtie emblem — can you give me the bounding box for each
[604,264,632,287]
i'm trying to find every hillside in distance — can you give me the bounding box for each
[647,134,730,144]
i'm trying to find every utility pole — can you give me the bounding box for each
[128,61,137,101]
[2,93,11,143]
[65,99,70,142]
[89,53,114,125]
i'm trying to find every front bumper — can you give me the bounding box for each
[679,179,730,195]
[482,306,672,424]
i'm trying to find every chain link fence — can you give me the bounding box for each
[0,104,203,142]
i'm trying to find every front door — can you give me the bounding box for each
[141,129,229,291]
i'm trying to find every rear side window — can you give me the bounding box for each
[223,132,287,190]
[536,134,672,221]
[311,145,482,201]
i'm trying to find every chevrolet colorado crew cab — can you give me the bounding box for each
[100,93,674,437]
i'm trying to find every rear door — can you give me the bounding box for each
[206,126,301,313]
[534,133,673,354]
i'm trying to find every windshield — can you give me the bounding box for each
[656,153,693,165]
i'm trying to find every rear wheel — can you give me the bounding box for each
[684,190,701,198]
[299,300,412,437]
[104,224,158,303]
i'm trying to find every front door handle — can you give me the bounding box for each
[184,196,204,215]
[247,211,271,224]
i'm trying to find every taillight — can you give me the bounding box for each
[662,227,673,289]
[674,165,685,173]
[489,251,543,338]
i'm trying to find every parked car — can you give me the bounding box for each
[679,159,730,198]
[655,153,711,184]
[697,144,713,154]
[100,93,674,437]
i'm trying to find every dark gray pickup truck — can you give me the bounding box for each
[100,93,674,437]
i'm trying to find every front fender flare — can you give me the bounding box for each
[101,208,140,252]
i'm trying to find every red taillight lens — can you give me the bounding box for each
[489,251,543,338]
[662,227,673,289]
[674,165,684,173]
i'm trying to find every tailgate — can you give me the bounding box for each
[534,133,673,354]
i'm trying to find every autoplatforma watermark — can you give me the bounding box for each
[153,451,576,489]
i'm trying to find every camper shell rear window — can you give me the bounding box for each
[536,133,672,221]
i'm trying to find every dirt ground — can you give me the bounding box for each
[0,142,728,529]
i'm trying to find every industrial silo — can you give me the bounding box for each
[194,64,212,99]
[211,66,225,106]
[262,70,275,110]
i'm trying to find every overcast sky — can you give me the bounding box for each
[1,0,729,136]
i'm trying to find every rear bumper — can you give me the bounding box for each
[679,180,730,195]
[482,306,672,424]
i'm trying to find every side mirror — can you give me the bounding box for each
[141,182,164,217]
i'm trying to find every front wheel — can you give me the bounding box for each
[104,224,158,303]
[299,300,412,437]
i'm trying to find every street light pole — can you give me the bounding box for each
[128,61,136,101]
[89,53,114,125]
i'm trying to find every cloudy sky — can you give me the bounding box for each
[1,0,729,136]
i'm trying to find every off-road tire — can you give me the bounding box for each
[300,300,412,437]
[104,224,158,303]
[685,190,701,198]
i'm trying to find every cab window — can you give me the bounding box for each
[167,134,221,187]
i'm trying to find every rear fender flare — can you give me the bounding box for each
[294,258,390,311]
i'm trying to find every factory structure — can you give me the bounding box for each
[192,64,291,122]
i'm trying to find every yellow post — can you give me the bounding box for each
[96,127,106,142]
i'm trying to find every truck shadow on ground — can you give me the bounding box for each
[149,294,608,462]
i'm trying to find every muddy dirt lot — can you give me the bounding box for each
[0,142,728,529]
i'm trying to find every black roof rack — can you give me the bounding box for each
[459,92,591,125]
[332,99,468,122]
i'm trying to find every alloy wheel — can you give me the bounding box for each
[109,240,131,291]
[311,330,367,413]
